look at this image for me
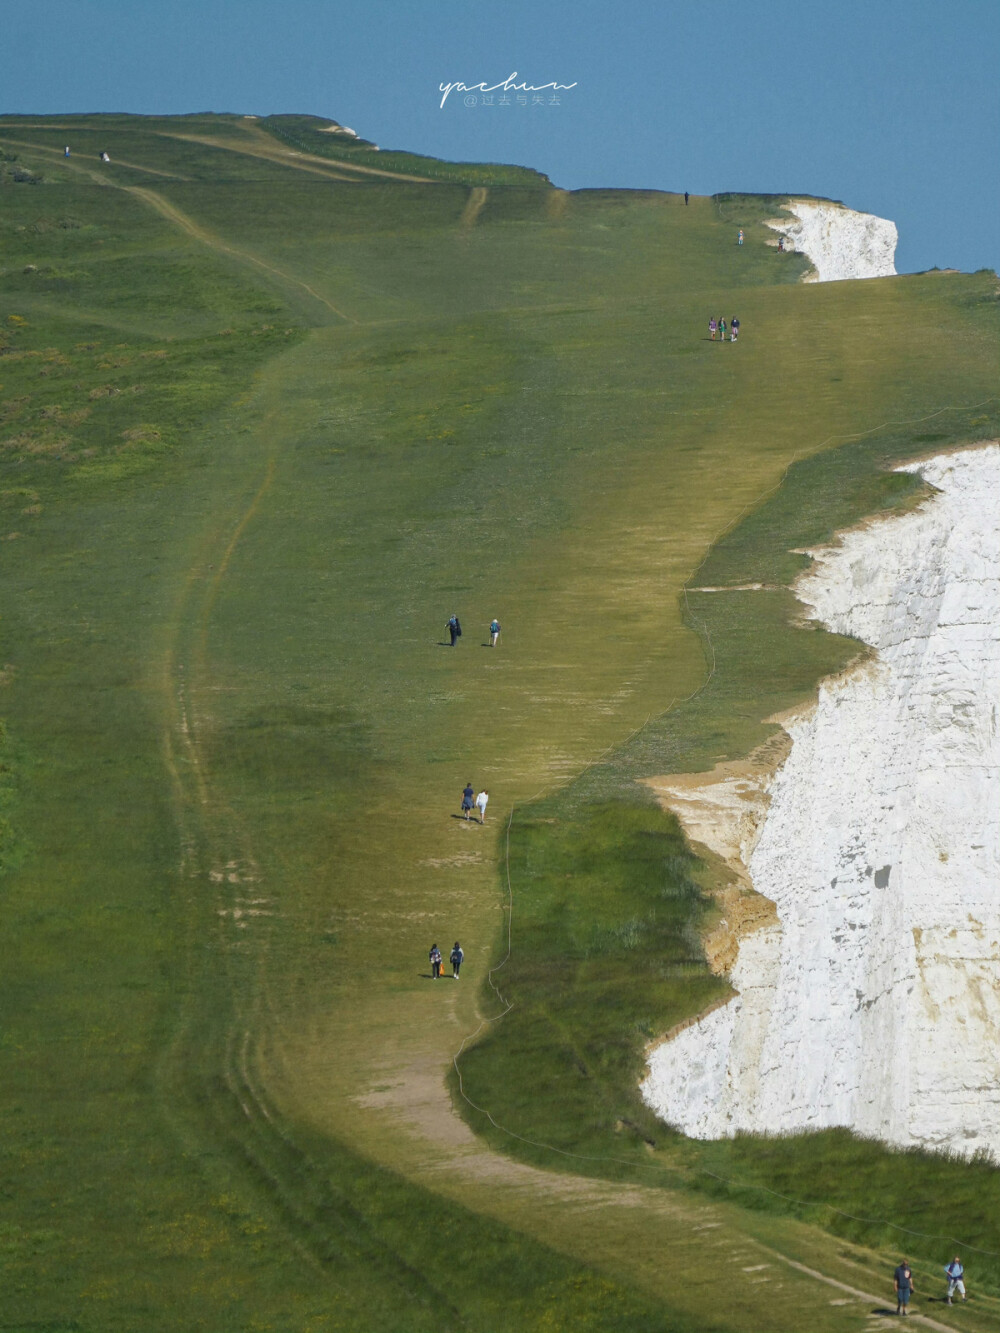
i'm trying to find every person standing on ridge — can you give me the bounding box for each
[489,617,501,647]
[944,1256,966,1304]
[738,228,744,245]
[446,614,462,646]
[461,782,475,820]
[450,942,464,978]
[475,790,489,823]
[894,1259,914,1316]
[429,943,443,978]
[684,191,689,205]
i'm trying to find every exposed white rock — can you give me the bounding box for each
[767,199,897,282]
[642,445,1000,1159]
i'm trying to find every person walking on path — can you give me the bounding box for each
[719,317,727,342]
[709,317,717,341]
[894,1260,914,1316]
[429,943,443,978]
[731,316,740,343]
[944,1257,966,1304]
[475,790,489,823]
[450,942,464,978]
[447,614,462,646]
[737,228,744,245]
[489,618,501,647]
[461,783,475,819]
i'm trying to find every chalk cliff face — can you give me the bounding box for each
[642,446,1000,1159]
[768,199,898,281]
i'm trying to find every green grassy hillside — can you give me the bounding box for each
[0,111,998,1332]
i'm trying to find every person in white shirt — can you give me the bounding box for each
[475,790,489,823]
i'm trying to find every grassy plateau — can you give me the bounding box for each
[0,111,998,1331]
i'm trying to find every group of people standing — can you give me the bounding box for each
[709,316,739,343]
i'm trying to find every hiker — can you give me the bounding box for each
[684,191,689,205]
[944,1256,966,1304]
[489,617,501,647]
[709,317,717,341]
[461,782,475,820]
[731,316,740,343]
[64,146,70,157]
[719,317,727,341]
[446,614,462,646]
[738,228,744,245]
[429,943,443,978]
[450,942,464,978]
[475,790,489,823]
[101,151,110,163]
[777,234,785,252]
[894,1259,914,1316]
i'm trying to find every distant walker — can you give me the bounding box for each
[450,942,464,978]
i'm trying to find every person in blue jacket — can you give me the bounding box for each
[944,1256,966,1304]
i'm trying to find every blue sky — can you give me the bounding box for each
[4,0,998,274]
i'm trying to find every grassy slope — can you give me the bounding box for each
[0,113,998,1331]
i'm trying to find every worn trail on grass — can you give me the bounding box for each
[458,186,489,229]
[156,125,439,184]
[124,186,359,324]
[4,134,359,323]
[147,327,993,1331]
[12,120,996,1326]
[0,135,190,179]
[142,331,852,1330]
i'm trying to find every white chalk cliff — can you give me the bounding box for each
[642,445,1000,1159]
[768,199,897,281]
